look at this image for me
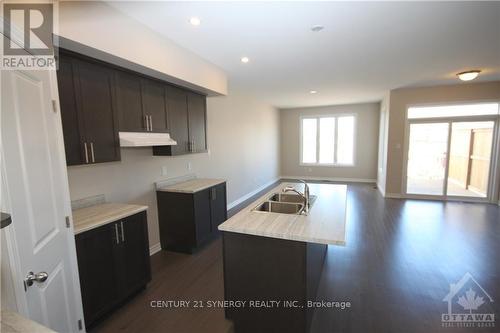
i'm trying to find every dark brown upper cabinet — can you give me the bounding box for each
[187,92,207,153]
[115,72,170,133]
[58,54,85,166]
[57,51,120,165]
[153,85,190,155]
[114,70,145,132]
[57,49,207,161]
[141,78,168,132]
[153,87,207,156]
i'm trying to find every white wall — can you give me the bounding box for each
[280,102,380,182]
[58,1,227,96]
[67,91,280,249]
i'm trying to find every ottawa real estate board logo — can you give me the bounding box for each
[2,3,56,70]
[442,272,495,328]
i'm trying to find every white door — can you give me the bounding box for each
[1,67,85,332]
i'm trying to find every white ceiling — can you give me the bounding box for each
[109,1,500,108]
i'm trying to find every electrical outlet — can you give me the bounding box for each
[187,162,192,171]
[161,166,168,176]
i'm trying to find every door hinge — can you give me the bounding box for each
[65,216,71,228]
[78,319,83,330]
[51,100,58,113]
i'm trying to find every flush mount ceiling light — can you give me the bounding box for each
[457,70,481,81]
[241,56,250,64]
[189,17,201,26]
[310,90,318,94]
[311,25,324,32]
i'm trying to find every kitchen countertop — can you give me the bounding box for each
[72,203,148,235]
[218,182,347,246]
[1,311,56,333]
[157,178,226,194]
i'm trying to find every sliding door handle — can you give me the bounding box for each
[83,142,89,164]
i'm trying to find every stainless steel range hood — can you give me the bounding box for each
[119,132,177,147]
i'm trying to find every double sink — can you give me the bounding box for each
[253,192,317,215]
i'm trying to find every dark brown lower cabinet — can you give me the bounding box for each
[156,182,227,253]
[75,211,151,329]
[223,232,327,333]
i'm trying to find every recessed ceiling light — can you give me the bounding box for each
[241,56,250,64]
[311,25,324,32]
[189,17,201,26]
[457,70,481,81]
[310,90,318,94]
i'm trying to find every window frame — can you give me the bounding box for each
[299,113,357,167]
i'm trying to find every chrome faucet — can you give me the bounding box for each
[282,180,310,215]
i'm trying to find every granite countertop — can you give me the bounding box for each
[1,311,56,333]
[157,178,226,194]
[72,203,148,235]
[218,182,347,246]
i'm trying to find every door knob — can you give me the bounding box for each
[25,271,48,287]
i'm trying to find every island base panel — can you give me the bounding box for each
[222,231,326,333]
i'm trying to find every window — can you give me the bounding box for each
[407,103,499,119]
[300,115,355,165]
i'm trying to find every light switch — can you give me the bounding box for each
[161,166,168,176]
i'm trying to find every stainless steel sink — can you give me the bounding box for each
[253,201,304,214]
[268,193,317,206]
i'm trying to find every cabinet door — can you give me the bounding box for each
[75,60,120,163]
[187,92,207,153]
[114,212,151,299]
[165,85,189,154]
[210,183,227,231]
[75,224,118,326]
[142,78,168,132]
[193,189,212,245]
[114,70,146,132]
[56,54,86,165]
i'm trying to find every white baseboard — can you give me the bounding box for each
[149,242,162,256]
[281,175,376,183]
[376,183,386,197]
[227,178,280,210]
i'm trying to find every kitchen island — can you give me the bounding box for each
[218,182,347,333]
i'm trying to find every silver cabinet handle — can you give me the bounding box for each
[212,187,217,200]
[90,142,95,163]
[144,115,149,131]
[114,224,119,244]
[149,115,153,131]
[83,142,89,163]
[120,221,125,242]
[25,271,48,287]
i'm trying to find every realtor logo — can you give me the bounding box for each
[2,3,56,70]
[442,272,495,328]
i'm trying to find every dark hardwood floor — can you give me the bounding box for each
[92,183,500,333]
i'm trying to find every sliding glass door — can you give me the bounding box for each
[405,103,498,200]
